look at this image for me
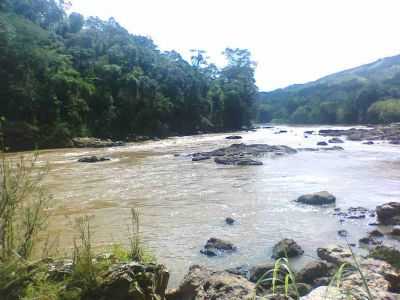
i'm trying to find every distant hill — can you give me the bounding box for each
[257,55,400,124]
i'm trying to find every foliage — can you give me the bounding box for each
[257,55,400,124]
[0,153,51,261]
[367,99,400,123]
[0,1,257,151]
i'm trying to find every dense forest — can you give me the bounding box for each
[0,0,257,150]
[257,55,400,124]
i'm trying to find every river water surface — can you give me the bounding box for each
[24,125,400,287]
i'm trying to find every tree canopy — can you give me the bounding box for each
[0,0,257,150]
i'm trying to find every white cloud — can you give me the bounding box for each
[70,0,400,91]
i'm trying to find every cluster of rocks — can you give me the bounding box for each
[333,206,375,221]
[173,242,400,299]
[191,143,297,166]
[72,137,125,148]
[318,123,400,144]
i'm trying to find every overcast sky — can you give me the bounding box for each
[70,0,400,91]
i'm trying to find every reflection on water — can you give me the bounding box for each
[15,125,400,287]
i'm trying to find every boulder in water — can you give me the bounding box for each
[78,156,111,163]
[296,191,336,205]
[376,202,400,225]
[200,238,237,256]
[272,238,304,258]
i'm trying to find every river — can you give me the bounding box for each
[23,125,400,287]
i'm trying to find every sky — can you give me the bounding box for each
[69,0,400,91]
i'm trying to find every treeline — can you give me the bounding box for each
[0,0,257,150]
[257,57,400,125]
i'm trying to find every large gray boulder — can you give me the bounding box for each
[296,191,336,205]
[97,262,169,300]
[272,239,304,258]
[376,202,400,225]
[297,261,329,285]
[200,238,237,256]
[166,265,255,300]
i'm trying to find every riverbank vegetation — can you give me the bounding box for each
[0,0,257,151]
[0,151,159,299]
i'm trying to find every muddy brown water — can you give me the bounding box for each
[12,125,400,287]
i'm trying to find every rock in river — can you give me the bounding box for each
[328,137,344,144]
[200,238,237,256]
[317,141,328,146]
[297,261,329,285]
[296,191,336,205]
[214,157,263,166]
[272,238,304,258]
[225,217,235,225]
[225,135,243,140]
[376,202,400,225]
[78,156,111,163]
[191,143,297,166]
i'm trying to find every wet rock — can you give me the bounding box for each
[296,191,336,205]
[363,141,375,145]
[166,265,255,300]
[333,206,374,220]
[369,229,384,237]
[359,236,382,246]
[297,148,320,152]
[192,155,211,162]
[191,143,297,166]
[322,146,344,151]
[319,124,400,144]
[376,202,400,225]
[328,137,344,144]
[317,141,328,146]
[225,135,242,140]
[272,238,304,258]
[214,157,263,166]
[390,227,400,236]
[347,132,363,141]
[312,277,330,287]
[78,156,111,163]
[99,262,169,300]
[200,238,237,256]
[225,217,235,225]
[317,245,353,265]
[248,263,275,283]
[275,130,288,134]
[337,229,348,237]
[73,137,125,148]
[304,130,314,134]
[225,265,249,277]
[297,261,329,285]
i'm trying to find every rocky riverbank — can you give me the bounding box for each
[23,200,398,300]
[317,123,400,144]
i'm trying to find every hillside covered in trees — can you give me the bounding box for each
[257,55,400,124]
[0,0,257,150]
